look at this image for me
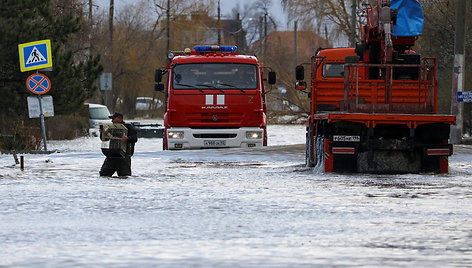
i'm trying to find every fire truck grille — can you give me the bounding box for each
[193,133,237,138]
[185,113,244,123]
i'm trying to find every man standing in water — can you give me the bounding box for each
[99,112,138,177]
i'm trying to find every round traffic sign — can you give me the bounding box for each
[26,73,51,95]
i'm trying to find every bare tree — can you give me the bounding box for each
[281,0,370,45]
[91,0,217,117]
[229,0,277,54]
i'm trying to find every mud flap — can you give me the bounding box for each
[440,156,448,173]
[324,138,333,172]
[357,150,421,173]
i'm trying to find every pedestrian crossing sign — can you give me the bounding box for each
[18,39,52,72]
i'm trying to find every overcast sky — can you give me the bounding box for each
[220,0,288,29]
[94,0,289,29]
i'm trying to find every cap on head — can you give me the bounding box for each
[109,112,123,119]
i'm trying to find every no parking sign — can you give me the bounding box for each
[26,73,51,95]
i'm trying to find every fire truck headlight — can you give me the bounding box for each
[168,131,184,139]
[246,131,262,139]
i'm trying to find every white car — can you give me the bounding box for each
[85,103,111,136]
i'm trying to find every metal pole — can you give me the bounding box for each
[107,0,114,110]
[450,0,466,144]
[264,13,267,56]
[166,0,170,54]
[217,0,221,45]
[89,0,93,30]
[294,21,298,67]
[236,13,243,51]
[88,0,93,53]
[89,0,93,48]
[38,95,48,151]
[259,17,263,55]
[12,150,19,164]
[349,0,357,47]
[469,104,472,136]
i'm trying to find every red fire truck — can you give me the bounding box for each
[295,0,456,173]
[155,45,276,150]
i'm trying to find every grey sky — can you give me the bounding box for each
[219,0,288,29]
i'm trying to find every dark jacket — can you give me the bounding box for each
[122,121,138,156]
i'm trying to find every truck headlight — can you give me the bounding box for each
[168,131,184,139]
[246,131,262,139]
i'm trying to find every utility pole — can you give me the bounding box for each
[108,0,114,54]
[450,0,467,144]
[349,0,357,47]
[217,0,221,45]
[325,25,328,41]
[107,0,114,109]
[294,21,298,67]
[259,16,263,55]
[88,0,93,51]
[263,13,267,56]
[236,13,243,51]
[89,0,93,34]
[166,0,170,54]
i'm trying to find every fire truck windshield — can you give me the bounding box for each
[172,63,258,90]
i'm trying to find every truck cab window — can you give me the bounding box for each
[173,63,258,90]
[324,63,345,78]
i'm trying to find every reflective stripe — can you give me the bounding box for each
[426,148,450,156]
[332,147,355,154]
[205,95,213,105]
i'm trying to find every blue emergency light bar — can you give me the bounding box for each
[194,45,237,52]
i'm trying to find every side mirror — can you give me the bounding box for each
[155,69,162,83]
[296,65,304,80]
[154,83,164,92]
[268,71,276,85]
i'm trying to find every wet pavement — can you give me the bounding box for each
[1,125,471,267]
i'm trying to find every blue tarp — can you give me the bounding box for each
[391,0,424,36]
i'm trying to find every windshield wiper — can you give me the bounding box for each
[215,82,235,88]
[215,82,245,93]
[175,83,203,92]
[195,84,224,93]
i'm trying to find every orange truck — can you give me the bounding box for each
[295,0,455,173]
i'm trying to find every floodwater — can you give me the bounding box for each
[1,124,471,267]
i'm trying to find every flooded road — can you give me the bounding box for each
[1,125,471,267]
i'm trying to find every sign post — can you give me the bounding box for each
[26,73,52,151]
[19,39,54,152]
[38,95,48,151]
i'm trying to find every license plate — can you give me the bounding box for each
[333,135,360,142]
[204,140,226,146]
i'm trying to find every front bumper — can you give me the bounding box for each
[166,127,264,150]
